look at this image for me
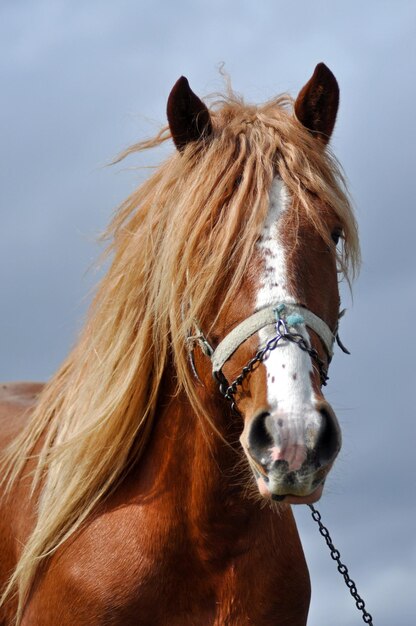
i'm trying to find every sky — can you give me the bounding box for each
[1,1,415,624]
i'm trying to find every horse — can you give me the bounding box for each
[0,63,360,625]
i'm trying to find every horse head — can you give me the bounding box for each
[168,64,355,505]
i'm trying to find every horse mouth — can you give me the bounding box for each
[253,463,328,505]
[270,482,325,505]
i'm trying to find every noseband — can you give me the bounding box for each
[188,302,348,414]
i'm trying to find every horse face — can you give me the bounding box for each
[169,64,348,504]
[216,178,342,504]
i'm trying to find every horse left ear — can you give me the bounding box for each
[294,63,339,145]
[167,76,213,152]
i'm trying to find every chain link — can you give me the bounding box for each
[308,504,374,625]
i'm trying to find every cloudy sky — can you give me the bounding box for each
[1,1,415,624]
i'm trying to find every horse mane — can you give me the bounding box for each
[1,87,360,619]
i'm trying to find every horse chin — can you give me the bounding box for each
[256,473,325,505]
[275,483,324,505]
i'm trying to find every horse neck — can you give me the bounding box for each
[136,366,262,560]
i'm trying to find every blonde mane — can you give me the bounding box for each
[1,90,360,620]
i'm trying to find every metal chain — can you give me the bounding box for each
[308,504,374,625]
[215,320,328,414]
[213,319,374,625]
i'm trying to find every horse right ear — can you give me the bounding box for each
[167,76,213,152]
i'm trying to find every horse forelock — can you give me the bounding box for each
[0,87,360,622]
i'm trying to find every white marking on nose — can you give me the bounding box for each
[256,177,317,429]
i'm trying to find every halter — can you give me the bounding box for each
[187,302,346,413]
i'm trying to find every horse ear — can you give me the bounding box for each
[167,76,213,152]
[294,63,339,145]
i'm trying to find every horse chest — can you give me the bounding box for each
[22,504,310,626]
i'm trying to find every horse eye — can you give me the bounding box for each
[331,227,343,245]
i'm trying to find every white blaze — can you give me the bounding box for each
[256,178,319,462]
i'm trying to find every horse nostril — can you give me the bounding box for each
[247,411,273,461]
[316,406,341,466]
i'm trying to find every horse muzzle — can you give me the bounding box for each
[242,401,341,503]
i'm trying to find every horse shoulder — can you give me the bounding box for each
[21,497,196,625]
